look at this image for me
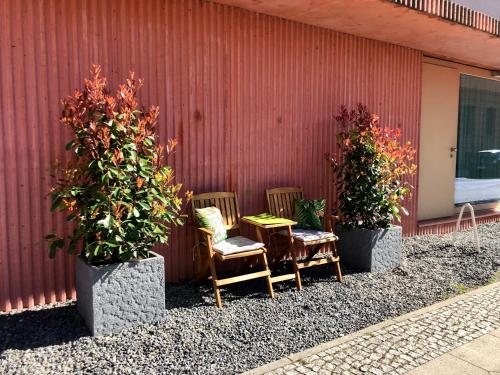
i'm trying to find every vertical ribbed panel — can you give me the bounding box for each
[0,0,425,312]
[391,0,500,36]
[417,215,500,235]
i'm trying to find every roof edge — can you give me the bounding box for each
[390,0,500,37]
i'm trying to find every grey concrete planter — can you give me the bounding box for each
[75,252,165,336]
[335,225,402,273]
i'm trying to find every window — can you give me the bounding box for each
[455,74,500,204]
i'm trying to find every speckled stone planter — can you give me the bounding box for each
[75,252,165,336]
[336,225,402,273]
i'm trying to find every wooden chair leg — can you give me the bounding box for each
[290,243,303,291]
[332,243,343,283]
[208,254,222,308]
[261,251,275,299]
[285,226,302,291]
[334,261,343,283]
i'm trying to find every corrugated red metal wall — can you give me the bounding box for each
[0,0,424,312]
[418,215,500,235]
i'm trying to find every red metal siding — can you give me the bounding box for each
[417,215,500,235]
[0,0,424,312]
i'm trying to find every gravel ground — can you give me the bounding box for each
[1,222,499,375]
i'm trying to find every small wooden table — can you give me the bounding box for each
[241,215,299,286]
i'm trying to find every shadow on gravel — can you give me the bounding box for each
[0,304,89,352]
[163,264,364,309]
[164,283,211,310]
[411,243,480,259]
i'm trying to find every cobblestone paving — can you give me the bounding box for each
[265,285,500,375]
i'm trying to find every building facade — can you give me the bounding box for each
[1,0,499,312]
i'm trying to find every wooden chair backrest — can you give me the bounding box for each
[266,187,304,220]
[191,192,241,231]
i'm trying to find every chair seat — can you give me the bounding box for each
[278,228,338,243]
[212,236,265,255]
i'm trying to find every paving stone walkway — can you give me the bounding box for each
[245,282,500,375]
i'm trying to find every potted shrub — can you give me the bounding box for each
[328,104,417,272]
[46,65,185,335]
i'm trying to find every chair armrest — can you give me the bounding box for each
[326,214,340,222]
[325,214,340,232]
[197,227,214,240]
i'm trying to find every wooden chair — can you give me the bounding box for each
[191,192,274,308]
[266,187,343,290]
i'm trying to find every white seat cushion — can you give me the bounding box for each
[278,228,338,242]
[212,236,265,255]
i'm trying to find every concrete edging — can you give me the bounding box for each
[242,281,500,375]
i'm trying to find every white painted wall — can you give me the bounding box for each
[452,0,500,19]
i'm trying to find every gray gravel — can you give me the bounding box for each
[1,222,499,375]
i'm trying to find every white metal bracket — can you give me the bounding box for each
[452,203,480,252]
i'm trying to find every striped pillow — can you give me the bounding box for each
[294,198,326,231]
[195,206,228,244]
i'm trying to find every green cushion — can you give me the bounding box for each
[294,198,326,231]
[195,206,228,244]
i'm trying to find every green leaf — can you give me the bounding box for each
[50,196,62,211]
[137,201,150,210]
[98,214,113,229]
[54,239,65,248]
[68,240,77,254]
[93,244,101,257]
[49,242,58,258]
[132,207,140,217]
[48,238,65,258]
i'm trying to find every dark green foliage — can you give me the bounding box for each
[46,66,186,264]
[328,105,417,230]
[294,199,325,231]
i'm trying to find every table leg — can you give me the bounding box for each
[255,226,264,244]
[268,230,290,266]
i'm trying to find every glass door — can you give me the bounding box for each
[456,74,500,205]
